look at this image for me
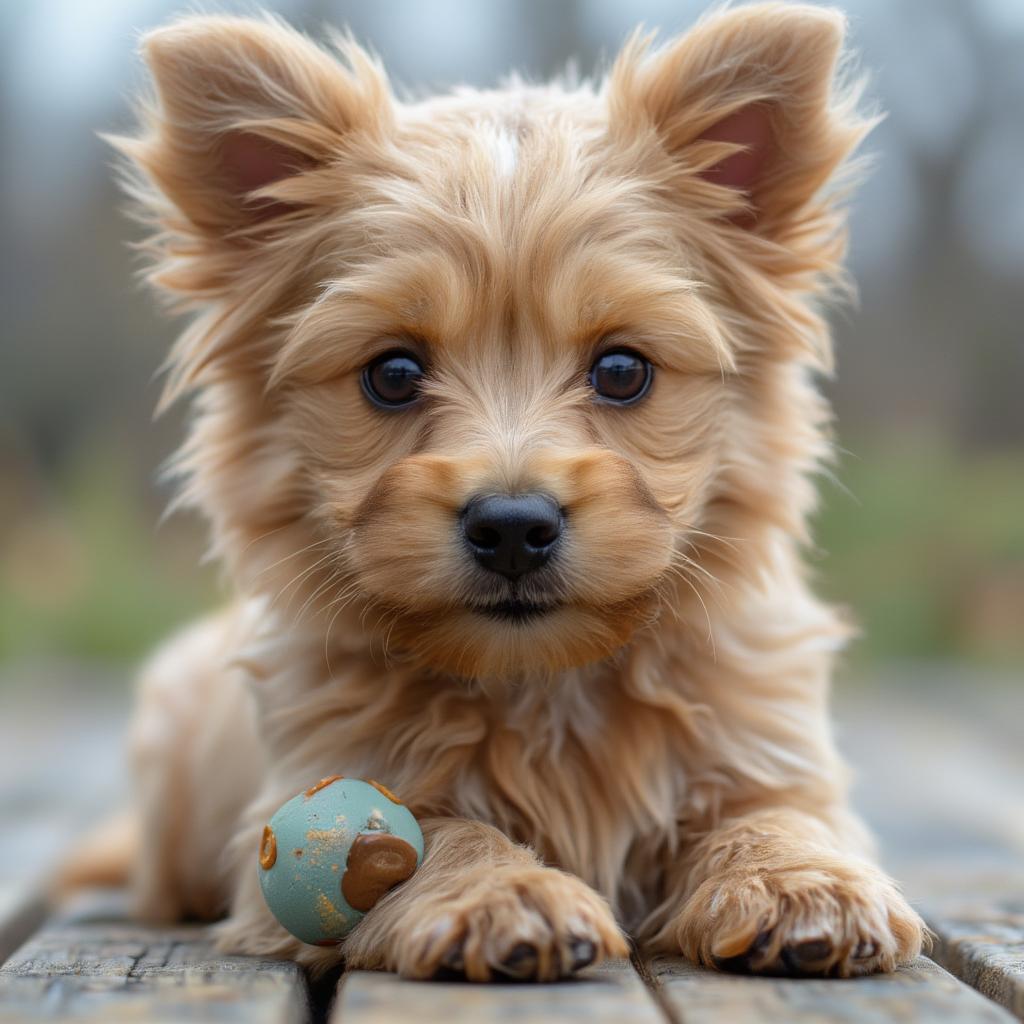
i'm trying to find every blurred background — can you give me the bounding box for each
[1,0,1022,687]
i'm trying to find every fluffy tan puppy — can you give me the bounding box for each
[111,3,925,981]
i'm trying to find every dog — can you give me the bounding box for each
[103,3,926,981]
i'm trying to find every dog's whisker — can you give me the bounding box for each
[238,520,301,559]
[672,551,725,594]
[293,564,349,622]
[315,578,366,634]
[321,579,378,677]
[269,550,340,612]
[663,553,721,600]
[254,537,332,579]
[323,601,347,680]
[656,560,717,658]
[679,523,746,555]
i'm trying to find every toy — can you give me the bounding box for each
[257,775,423,945]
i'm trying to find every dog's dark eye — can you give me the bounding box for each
[362,350,424,408]
[589,349,652,404]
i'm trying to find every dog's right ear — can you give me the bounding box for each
[605,4,871,241]
[112,15,392,237]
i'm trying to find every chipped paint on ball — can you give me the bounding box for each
[257,776,423,944]
[259,825,277,869]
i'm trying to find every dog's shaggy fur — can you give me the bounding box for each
[109,4,925,981]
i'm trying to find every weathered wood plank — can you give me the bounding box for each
[649,955,1016,1023]
[837,681,1024,883]
[0,891,310,1023]
[0,683,127,974]
[927,904,1024,1020]
[332,958,667,1024]
[837,682,1024,1017]
[0,885,46,969]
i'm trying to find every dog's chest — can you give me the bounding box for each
[343,675,710,899]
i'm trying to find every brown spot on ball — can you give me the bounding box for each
[341,833,418,912]
[259,826,277,869]
[305,774,343,798]
[293,848,303,858]
[367,779,403,804]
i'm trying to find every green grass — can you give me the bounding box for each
[813,439,1024,666]
[0,444,218,666]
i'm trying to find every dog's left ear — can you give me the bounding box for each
[607,4,871,237]
[113,15,392,238]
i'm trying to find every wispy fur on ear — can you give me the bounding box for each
[111,14,392,234]
[607,3,876,240]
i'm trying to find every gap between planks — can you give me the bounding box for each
[928,902,1024,1020]
[0,886,47,970]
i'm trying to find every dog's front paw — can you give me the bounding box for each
[672,855,925,977]
[345,863,628,981]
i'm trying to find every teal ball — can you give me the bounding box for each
[257,776,423,945]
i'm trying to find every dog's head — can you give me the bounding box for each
[118,5,869,678]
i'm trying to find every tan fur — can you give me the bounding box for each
[109,4,924,980]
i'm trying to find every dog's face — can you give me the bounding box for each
[272,119,732,677]
[123,7,865,678]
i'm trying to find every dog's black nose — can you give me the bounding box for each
[462,493,562,581]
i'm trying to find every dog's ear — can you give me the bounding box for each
[114,15,391,236]
[607,4,871,236]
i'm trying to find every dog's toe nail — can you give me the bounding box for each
[569,937,596,971]
[499,941,538,978]
[712,952,753,973]
[780,938,833,976]
[713,929,777,974]
[440,937,465,971]
[746,929,776,970]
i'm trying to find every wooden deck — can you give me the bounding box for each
[1,665,1021,1022]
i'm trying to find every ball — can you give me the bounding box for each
[257,776,423,945]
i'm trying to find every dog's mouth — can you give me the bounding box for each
[468,598,560,623]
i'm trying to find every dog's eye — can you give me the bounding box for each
[362,350,424,408]
[589,349,652,405]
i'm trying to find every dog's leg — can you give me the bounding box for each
[130,610,261,923]
[650,806,925,977]
[341,817,628,980]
